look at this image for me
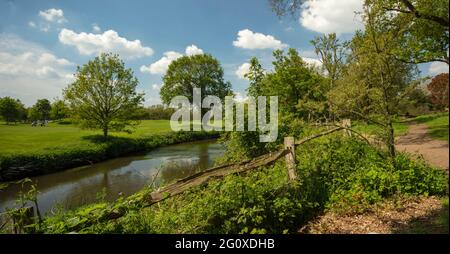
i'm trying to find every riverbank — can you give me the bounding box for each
[0,130,220,182]
[20,135,447,234]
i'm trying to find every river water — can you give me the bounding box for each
[0,139,224,215]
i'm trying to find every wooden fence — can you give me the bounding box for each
[7,119,354,232]
[147,120,352,204]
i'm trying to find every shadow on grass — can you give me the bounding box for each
[393,198,449,234]
[428,125,449,140]
[81,135,136,144]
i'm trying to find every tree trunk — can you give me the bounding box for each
[386,120,396,158]
[103,126,108,138]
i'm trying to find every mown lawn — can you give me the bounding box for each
[413,113,449,141]
[0,120,172,155]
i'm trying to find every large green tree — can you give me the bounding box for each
[250,48,327,119]
[33,99,52,121]
[160,54,232,107]
[0,97,23,124]
[329,8,419,158]
[64,53,144,137]
[50,99,70,120]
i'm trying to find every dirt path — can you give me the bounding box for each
[395,123,449,170]
[299,123,449,234]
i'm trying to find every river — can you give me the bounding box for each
[0,139,224,215]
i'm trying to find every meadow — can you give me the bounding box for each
[0,120,172,155]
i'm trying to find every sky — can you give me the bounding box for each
[0,0,448,106]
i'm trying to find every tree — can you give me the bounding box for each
[33,99,52,121]
[50,99,69,120]
[0,97,22,124]
[364,0,449,64]
[258,48,327,119]
[245,57,266,97]
[64,53,144,137]
[310,33,349,88]
[328,8,418,158]
[160,54,232,110]
[268,0,449,65]
[428,73,449,110]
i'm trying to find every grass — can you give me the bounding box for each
[0,120,172,155]
[413,112,449,141]
[353,120,409,137]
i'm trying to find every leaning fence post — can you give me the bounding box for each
[342,119,352,137]
[284,137,297,181]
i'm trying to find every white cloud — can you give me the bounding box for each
[39,8,67,23]
[152,84,162,91]
[140,45,204,75]
[28,21,36,28]
[185,44,204,56]
[233,92,248,102]
[428,62,449,76]
[58,28,154,59]
[300,0,364,34]
[233,29,288,50]
[235,63,251,79]
[0,34,75,106]
[302,57,322,67]
[140,51,182,74]
[92,23,101,33]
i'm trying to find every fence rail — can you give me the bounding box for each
[7,119,353,232]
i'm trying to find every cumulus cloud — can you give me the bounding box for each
[39,8,67,23]
[28,21,36,28]
[58,28,154,59]
[428,62,449,76]
[140,45,204,75]
[233,29,287,50]
[0,34,75,105]
[299,0,364,34]
[140,51,183,74]
[302,57,322,67]
[185,44,204,56]
[235,63,251,79]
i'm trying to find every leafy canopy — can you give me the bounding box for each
[64,53,144,137]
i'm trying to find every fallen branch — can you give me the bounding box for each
[145,149,288,206]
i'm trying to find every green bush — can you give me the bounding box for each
[37,135,448,234]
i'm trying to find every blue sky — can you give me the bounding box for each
[1,0,447,106]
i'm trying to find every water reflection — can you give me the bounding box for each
[0,139,224,215]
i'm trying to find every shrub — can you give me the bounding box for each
[37,135,448,234]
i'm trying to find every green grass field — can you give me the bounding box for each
[353,112,449,141]
[353,120,409,137]
[0,120,172,155]
[413,113,449,141]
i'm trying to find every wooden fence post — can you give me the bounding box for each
[284,137,297,181]
[342,119,352,137]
